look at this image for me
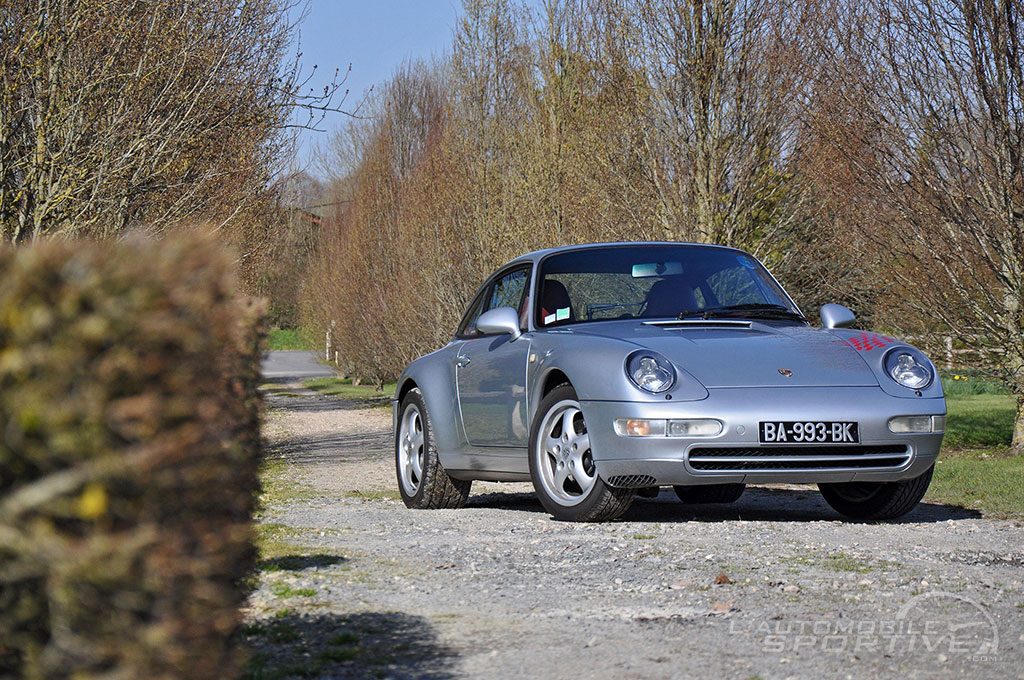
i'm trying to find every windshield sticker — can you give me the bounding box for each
[847,333,894,351]
[543,312,557,325]
[737,255,757,269]
[556,307,570,321]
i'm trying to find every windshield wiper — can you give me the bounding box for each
[676,304,807,323]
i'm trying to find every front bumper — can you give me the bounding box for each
[582,387,944,487]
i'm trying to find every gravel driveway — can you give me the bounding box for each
[247,352,1023,680]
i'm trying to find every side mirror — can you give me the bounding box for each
[820,303,856,329]
[476,306,522,340]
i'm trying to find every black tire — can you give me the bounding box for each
[528,384,633,522]
[818,466,934,520]
[395,388,471,509]
[672,483,745,504]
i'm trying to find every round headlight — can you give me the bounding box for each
[626,351,676,393]
[884,348,933,390]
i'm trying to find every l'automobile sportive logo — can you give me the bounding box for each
[731,591,1000,664]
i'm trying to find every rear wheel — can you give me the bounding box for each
[396,388,471,509]
[528,385,633,522]
[818,466,934,520]
[673,483,745,504]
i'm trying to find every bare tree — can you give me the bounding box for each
[300,0,855,386]
[814,0,1024,450]
[0,0,345,244]
[631,0,815,256]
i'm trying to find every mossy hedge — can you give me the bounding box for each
[0,236,265,679]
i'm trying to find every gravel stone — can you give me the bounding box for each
[248,353,1024,679]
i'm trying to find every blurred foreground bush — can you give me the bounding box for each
[0,237,265,679]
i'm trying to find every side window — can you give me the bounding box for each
[456,291,489,337]
[456,266,531,337]
[487,268,530,314]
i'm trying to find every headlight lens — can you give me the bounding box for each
[884,348,933,390]
[626,351,675,393]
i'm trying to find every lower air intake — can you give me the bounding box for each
[688,445,911,472]
[607,474,657,489]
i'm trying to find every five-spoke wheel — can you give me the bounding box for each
[528,384,633,521]
[395,388,471,509]
[397,402,425,497]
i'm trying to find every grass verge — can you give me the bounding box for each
[928,450,1024,518]
[926,377,1023,517]
[302,377,396,408]
[943,392,1015,449]
[268,328,315,351]
[260,458,317,506]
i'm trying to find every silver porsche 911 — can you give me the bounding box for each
[393,242,945,522]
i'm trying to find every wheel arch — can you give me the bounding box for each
[541,368,571,396]
[394,349,463,458]
[396,377,418,405]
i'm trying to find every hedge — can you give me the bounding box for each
[0,236,264,679]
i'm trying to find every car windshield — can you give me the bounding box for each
[535,245,802,328]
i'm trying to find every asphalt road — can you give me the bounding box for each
[260,350,335,381]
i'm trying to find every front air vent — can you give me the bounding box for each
[687,445,911,472]
[607,474,657,488]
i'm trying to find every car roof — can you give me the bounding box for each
[502,241,749,268]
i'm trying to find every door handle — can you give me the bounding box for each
[455,355,471,368]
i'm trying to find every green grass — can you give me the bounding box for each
[302,377,396,407]
[329,632,361,646]
[928,450,1024,518]
[790,551,876,574]
[260,458,317,505]
[271,583,317,599]
[255,523,311,561]
[944,393,1015,448]
[941,372,1008,396]
[243,619,394,680]
[268,328,315,351]
[924,375,1024,517]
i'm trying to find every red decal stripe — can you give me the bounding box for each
[847,333,894,351]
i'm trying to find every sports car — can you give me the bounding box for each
[393,242,945,522]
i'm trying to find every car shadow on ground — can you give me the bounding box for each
[269,430,392,464]
[256,553,347,572]
[244,611,458,680]
[466,486,983,524]
[265,394,386,414]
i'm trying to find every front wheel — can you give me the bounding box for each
[818,466,934,520]
[396,388,471,509]
[528,385,633,522]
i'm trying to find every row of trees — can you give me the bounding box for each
[304,0,847,377]
[0,0,349,299]
[301,0,1018,451]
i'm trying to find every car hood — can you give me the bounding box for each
[571,320,878,389]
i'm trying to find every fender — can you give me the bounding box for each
[826,329,944,399]
[525,331,709,426]
[394,343,464,457]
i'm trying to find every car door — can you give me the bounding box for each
[454,265,533,448]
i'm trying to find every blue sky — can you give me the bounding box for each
[289,0,466,164]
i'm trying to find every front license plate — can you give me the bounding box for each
[759,421,859,443]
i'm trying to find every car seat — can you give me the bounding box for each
[642,278,698,318]
[539,279,575,324]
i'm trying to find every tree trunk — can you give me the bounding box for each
[1014,387,1024,454]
